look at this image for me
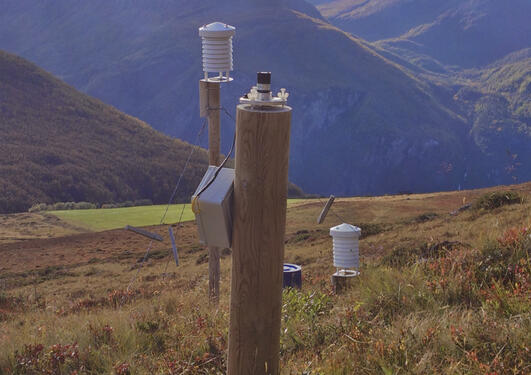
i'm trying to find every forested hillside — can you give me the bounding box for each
[0,0,529,196]
[0,50,209,213]
[320,0,531,70]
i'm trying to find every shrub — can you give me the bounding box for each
[114,362,131,375]
[281,289,333,354]
[29,199,147,212]
[422,225,530,314]
[355,222,388,238]
[382,241,464,268]
[414,212,438,223]
[287,182,305,198]
[282,289,332,325]
[63,202,76,210]
[75,201,97,209]
[134,199,153,207]
[121,201,134,208]
[89,324,115,348]
[473,191,523,210]
[107,289,139,308]
[28,203,48,212]
[14,343,80,374]
[51,202,65,210]
[476,226,530,289]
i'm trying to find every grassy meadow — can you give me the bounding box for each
[49,204,196,232]
[0,184,530,374]
[48,200,309,231]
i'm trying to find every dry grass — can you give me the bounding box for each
[0,213,86,245]
[0,182,530,374]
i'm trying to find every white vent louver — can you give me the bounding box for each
[330,223,361,270]
[199,22,235,82]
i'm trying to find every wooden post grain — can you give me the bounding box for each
[207,82,220,167]
[228,104,292,375]
[200,79,222,303]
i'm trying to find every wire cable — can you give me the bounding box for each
[127,117,208,291]
[162,106,236,276]
[317,196,348,224]
[191,107,236,213]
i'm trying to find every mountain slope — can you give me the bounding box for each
[319,0,460,42]
[317,0,531,186]
[320,0,531,70]
[0,50,209,213]
[0,0,526,195]
[453,54,531,183]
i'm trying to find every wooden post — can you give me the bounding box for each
[207,82,220,166]
[200,79,222,303]
[228,104,292,375]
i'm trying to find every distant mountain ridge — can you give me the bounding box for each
[1,0,529,197]
[319,0,531,70]
[318,0,531,185]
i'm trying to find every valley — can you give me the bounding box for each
[2,0,528,199]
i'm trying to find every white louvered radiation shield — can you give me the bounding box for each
[330,223,361,270]
[199,22,235,82]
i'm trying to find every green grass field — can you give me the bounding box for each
[49,199,309,231]
[49,204,194,231]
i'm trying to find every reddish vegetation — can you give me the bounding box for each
[0,222,198,273]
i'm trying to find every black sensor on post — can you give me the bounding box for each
[239,71,289,107]
[257,72,271,93]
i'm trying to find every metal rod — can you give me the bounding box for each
[124,225,163,242]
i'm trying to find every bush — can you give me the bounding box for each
[14,343,81,374]
[52,202,66,211]
[414,212,438,223]
[64,202,76,210]
[282,289,331,325]
[121,201,134,208]
[473,191,523,210]
[28,199,149,212]
[382,241,464,268]
[287,182,305,198]
[28,203,48,212]
[134,199,153,207]
[75,201,97,209]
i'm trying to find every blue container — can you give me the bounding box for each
[283,263,302,289]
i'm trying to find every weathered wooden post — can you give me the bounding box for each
[198,22,235,303]
[228,72,291,375]
[200,79,222,302]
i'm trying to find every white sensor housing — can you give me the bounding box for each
[199,22,235,82]
[330,223,361,270]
